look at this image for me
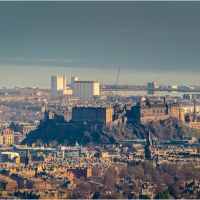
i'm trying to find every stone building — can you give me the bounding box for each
[2,129,14,145]
[69,167,92,179]
[72,106,114,124]
[26,177,51,190]
[127,98,184,124]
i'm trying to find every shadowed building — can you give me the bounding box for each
[69,167,92,179]
[72,106,114,124]
[147,81,157,96]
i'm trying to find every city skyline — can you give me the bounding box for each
[1,65,200,88]
[1,2,200,199]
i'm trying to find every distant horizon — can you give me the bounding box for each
[1,1,200,88]
[1,64,200,89]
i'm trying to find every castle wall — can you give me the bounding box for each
[72,107,114,124]
[128,103,184,124]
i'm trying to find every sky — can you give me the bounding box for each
[0,1,200,88]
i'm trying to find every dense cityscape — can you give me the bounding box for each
[1,74,200,199]
[1,1,200,199]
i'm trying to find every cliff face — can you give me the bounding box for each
[22,120,85,146]
[148,118,186,140]
[22,120,136,146]
[124,117,187,141]
[22,118,188,146]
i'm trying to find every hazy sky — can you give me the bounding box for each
[0,1,200,87]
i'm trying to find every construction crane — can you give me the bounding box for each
[114,68,121,97]
[108,68,121,97]
[115,68,121,87]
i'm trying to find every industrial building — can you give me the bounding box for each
[70,76,79,88]
[72,81,100,99]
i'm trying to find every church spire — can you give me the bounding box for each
[145,126,153,161]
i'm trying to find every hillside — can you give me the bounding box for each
[22,117,189,146]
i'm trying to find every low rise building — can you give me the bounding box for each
[0,152,20,164]
[57,146,82,158]
[2,129,14,145]
[0,135,3,145]
[16,123,37,136]
[69,167,92,179]
[14,133,24,144]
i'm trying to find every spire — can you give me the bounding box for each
[193,99,197,122]
[146,127,152,147]
[145,126,153,161]
[25,149,32,166]
[75,141,79,146]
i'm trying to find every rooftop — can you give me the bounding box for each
[74,81,99,83]
[73,105,113,109]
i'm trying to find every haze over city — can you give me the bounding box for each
[0,1,200,87]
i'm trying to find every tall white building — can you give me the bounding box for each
[51,75,67,97]
[73,81,100,99]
